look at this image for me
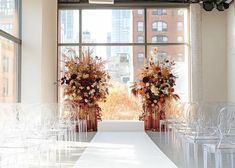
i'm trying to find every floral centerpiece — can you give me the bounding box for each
[60,49,110,131]
[131,48,179,131]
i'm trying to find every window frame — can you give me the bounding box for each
[152,9,167,16]
[137,9,144,15]
[137,35,144,43]
[57,4,190,101]
[152,21,168,32]
[177,21,183,31]
[0,0,22,102]
[152,35,168,43]
[137,52,144,64]
[137,21,144,32]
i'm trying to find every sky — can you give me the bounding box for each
[82,10,112,43]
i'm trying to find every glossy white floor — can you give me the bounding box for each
[74,121,177,168]
[74,132,177,168]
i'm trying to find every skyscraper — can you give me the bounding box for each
[109,10,132,83]
[60,10,75,43]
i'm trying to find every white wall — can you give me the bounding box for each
[227,3,235,102]
[190,4,203,102]
[41,0,58,103]
[21,0,57,103]
[201,10,227,101]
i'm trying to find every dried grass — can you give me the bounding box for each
[100,82,142,120]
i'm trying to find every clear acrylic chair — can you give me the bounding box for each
[160,99,179,133]
[204,104,235,168]
[0,103,42,168]
[182,102,222,168]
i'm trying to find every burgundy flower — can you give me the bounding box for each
[96,77,101,82]
[66,79,71,84]
[61,77,66,85]
[143,77,149,83]
[71,74,77,79]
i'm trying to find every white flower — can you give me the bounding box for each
[85,99,88,103]
[146,83,150,87]
[163,89,169,95]
[137,85,142,90]
[87,86,90,90]
[150,85,159,96]
[147,94,150,98]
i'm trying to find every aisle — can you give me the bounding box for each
[74,132,177,168]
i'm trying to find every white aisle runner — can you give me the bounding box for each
[74,132,177,168]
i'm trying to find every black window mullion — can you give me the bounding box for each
[79,9,82,57]
[144,8,147,65]
[58,7,189,62]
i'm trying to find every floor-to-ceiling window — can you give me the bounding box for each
[0,0,21,102]
[58,5,189,119]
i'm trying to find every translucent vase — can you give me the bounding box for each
[79,105,98,132]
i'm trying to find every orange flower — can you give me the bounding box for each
[153,47,158,54]
[140,82,145,86]
[155,66,161,72]
[138,89,145,95]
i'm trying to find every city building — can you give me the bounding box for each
[133,8,186,81]
[0,0,17,102]
[108,10,133,83]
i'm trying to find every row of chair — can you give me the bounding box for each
[0,102,87,168]
[160,102,235,168]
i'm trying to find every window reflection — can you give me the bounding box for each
[0,0,19,37]
[0,36,17,102]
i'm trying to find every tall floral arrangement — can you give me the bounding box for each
[131,48,179,128]
[60,49,110,120]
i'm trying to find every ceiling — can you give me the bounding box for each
[58,0,198,3]
[58,0,234,4]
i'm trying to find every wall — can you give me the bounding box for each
[21,0,57,103]
[227,3,235,102]
[201,9,227,101]
[190,4,203,102]
[41,0,58,103]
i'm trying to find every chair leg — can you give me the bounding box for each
[194,143,199,168]
[215,151,222,168]
[231,153,233,168]
[203,149,208,168]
